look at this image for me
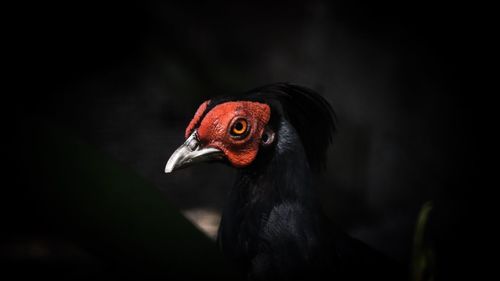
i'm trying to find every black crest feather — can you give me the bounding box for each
[245,83,336,171]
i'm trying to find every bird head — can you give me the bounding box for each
[165,83,335,173]
[165,100,273,172]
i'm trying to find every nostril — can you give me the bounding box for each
[188,138,199,151]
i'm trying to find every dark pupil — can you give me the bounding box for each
[234,122,244,132]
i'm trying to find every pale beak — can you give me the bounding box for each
[165,130,224,173]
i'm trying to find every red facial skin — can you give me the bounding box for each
[185,101,271,167]
[185,100,210,139]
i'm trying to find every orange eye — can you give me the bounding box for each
[230,118,249,138]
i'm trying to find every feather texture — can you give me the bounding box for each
[244,83,336,172]
[199,83,405,280]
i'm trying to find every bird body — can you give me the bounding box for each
[218,118,336,280]
[166,83,405,280]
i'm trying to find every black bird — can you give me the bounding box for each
[165,83,405,281]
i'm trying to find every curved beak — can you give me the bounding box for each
[165,130,224,173]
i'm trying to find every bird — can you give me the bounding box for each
[165,83,406,281]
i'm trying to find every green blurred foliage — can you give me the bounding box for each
[411,201,435,281]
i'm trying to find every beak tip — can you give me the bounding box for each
[164,163,174,174]
[164,131,224,175]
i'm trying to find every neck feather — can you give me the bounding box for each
[218,120,324,258]
[236,119,318,209]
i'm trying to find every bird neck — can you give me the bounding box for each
[218,119,324,256]
[235,119,319,210]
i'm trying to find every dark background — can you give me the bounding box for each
[3,1,473,279]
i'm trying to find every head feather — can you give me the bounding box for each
[245,83,337,172]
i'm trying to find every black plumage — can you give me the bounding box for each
[166,83,405,280]
[212,83,405,280]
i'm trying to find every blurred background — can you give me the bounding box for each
[3,1,472,280]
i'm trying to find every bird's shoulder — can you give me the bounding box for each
[259,202,327,256]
